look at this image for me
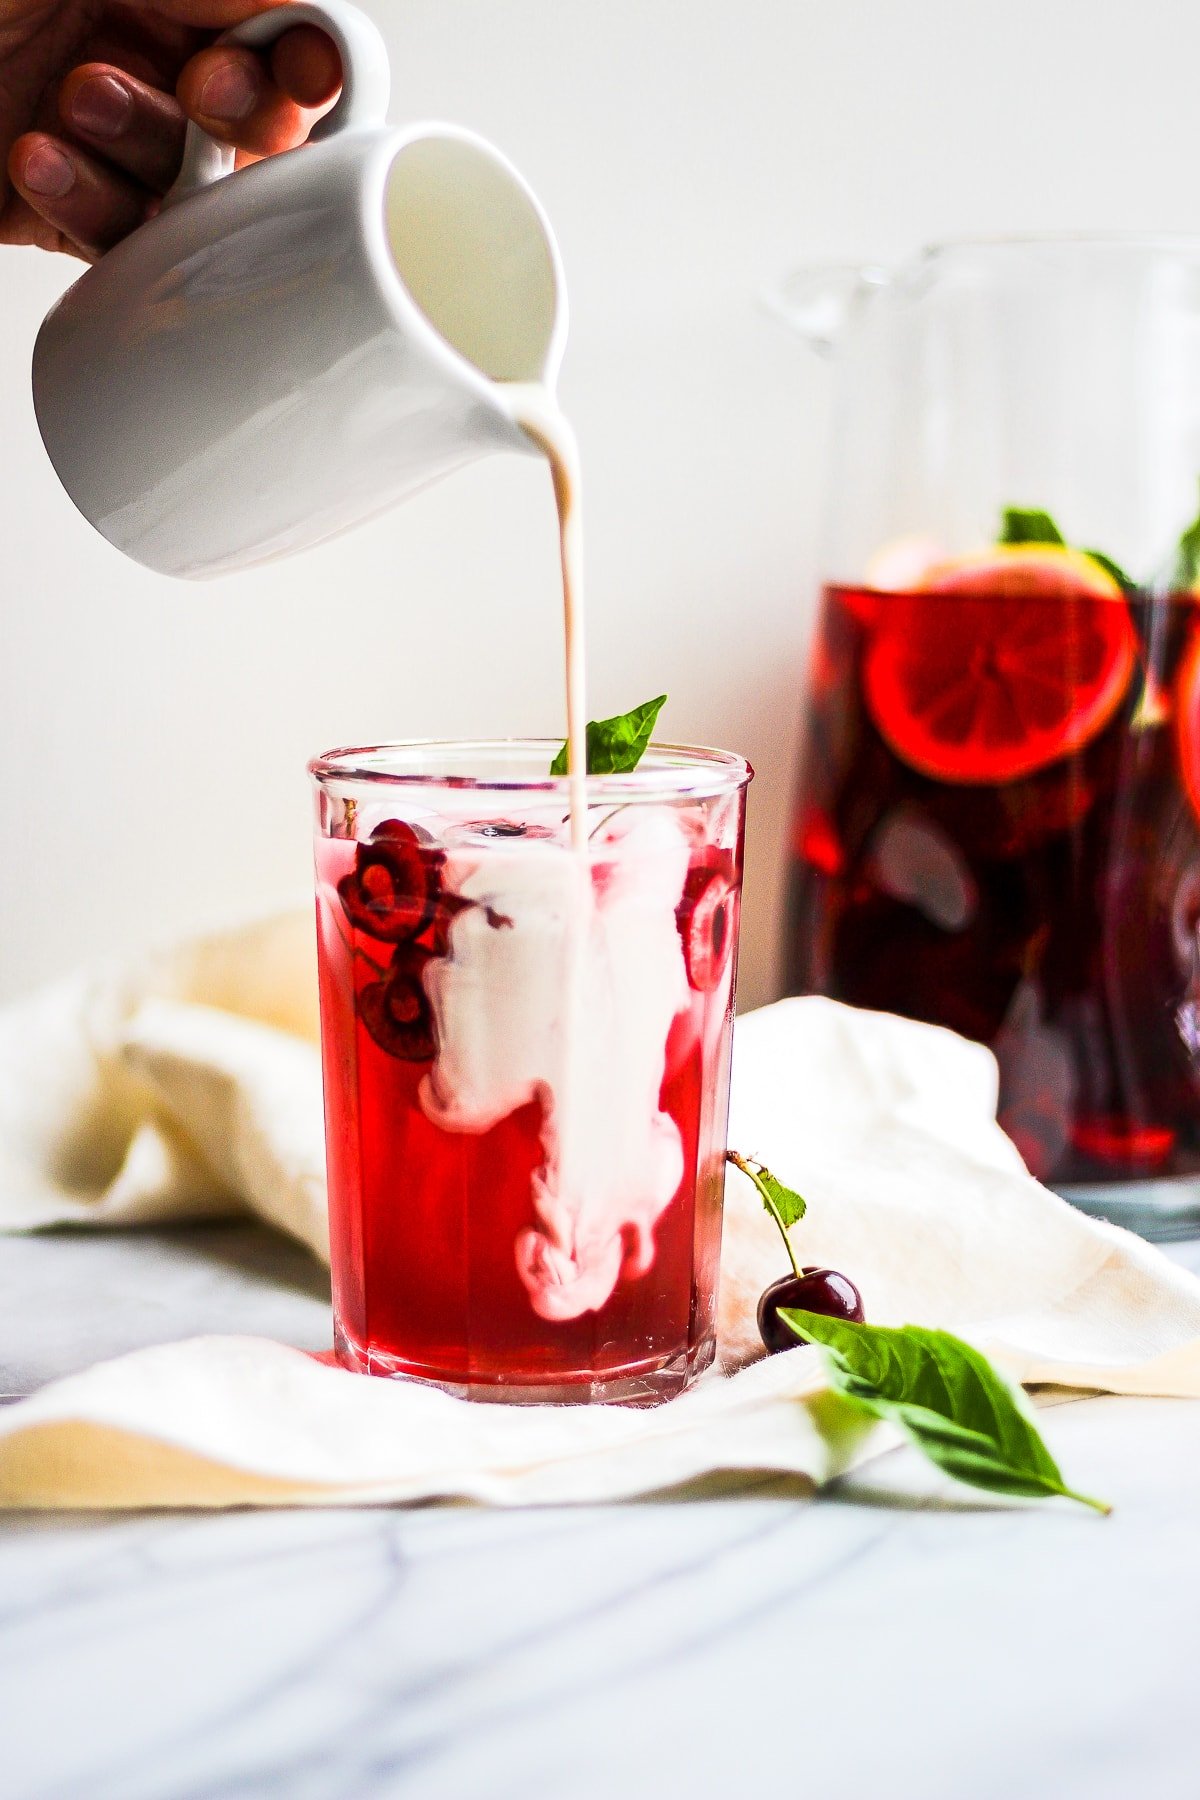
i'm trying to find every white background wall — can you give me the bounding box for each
[2,0,1199,1011]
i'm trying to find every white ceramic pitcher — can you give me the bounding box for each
[31,0,566,579]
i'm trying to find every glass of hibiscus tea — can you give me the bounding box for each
[310,739,751,1402]
[776,235,1200,1235]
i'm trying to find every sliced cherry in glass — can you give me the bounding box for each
[359,957,437,1062]
[677,852,737,992]
[338,818,440,942]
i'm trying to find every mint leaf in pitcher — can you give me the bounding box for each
[780,1308,1110,1513]
[999,506,1066,546]
[1170,504,1200,591]
[998,506,1132,589]
[1079,547,1133,591]
[551,694,667,776]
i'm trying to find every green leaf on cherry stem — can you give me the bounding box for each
[726,1151,806,1277]
[550,694,667,777]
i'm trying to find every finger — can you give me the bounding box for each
[86,7,206,91]
[270,26,342,109]
[58,65,187,196]
[0,184,89,259]
[176,45,307,157]
[7,132,151,257]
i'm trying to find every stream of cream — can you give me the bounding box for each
[504,383,589,851]
[417,384,691,1322]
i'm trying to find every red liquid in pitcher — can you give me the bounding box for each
[786,574,1200,1186]
[315,821,739,1400]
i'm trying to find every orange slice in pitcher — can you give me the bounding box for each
[1175,623,1200,824]
[862,545,1136,784]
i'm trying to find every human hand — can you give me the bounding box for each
[1,0,342,258]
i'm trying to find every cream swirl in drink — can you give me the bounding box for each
[421,807,691,1320]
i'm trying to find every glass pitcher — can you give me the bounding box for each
[777,235,1200,1235]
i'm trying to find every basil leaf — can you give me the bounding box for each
[999,507,1133,590]
[998,506,1066,546]
[550,694,667,777]
[780,1309,1110,1513]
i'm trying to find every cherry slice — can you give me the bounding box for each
[359,965,437,1062]
[1176,623,1200,827]
[338,818,439,942]
[677,855,736,992]
[862,548,1137,785]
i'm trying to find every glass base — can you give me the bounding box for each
[333,1324,717,1406]
[1057,1176,1200,1242]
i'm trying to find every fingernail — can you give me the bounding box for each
[22,142,75,198]
[198,63,259,121]
[69,73,133,140]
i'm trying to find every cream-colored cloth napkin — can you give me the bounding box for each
[2,912,1200,1510]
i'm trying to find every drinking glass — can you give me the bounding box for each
[310,739,751,1401]
[777,235,1200,1235]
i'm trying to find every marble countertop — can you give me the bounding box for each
[3,1223,1199,1800]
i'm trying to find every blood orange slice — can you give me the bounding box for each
[862,546,1136,784]
[1175,622,1200,825]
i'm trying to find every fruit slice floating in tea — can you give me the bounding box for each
[862,545,1137,784]
[864,532,945,593]
[677,852,737,991]
[338,818,440,942]
[1070,1115,1176,1171]
[1175,624,1200,827]
[359,958,437,1061]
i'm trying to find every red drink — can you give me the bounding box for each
[786,563,1200,1191]
[311,742,749,1402]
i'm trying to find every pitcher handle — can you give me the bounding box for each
[166,0,390,204]
[762,262,889,354]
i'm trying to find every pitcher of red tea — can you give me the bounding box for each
[776,236,1200,1234]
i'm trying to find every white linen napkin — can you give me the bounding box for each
[2,912,1200,1510]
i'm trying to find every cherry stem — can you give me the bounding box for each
[726,1150,803,1277]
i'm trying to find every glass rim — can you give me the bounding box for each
[308,737,753,800]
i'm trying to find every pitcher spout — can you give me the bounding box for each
[763,262,889,354]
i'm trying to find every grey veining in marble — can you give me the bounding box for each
[0,1223,331,1398]
[2,1225,1200,1800]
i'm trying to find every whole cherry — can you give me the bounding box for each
[726,1150,866,1355]
[757,1268,865,1354]
[338,818,440,943]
